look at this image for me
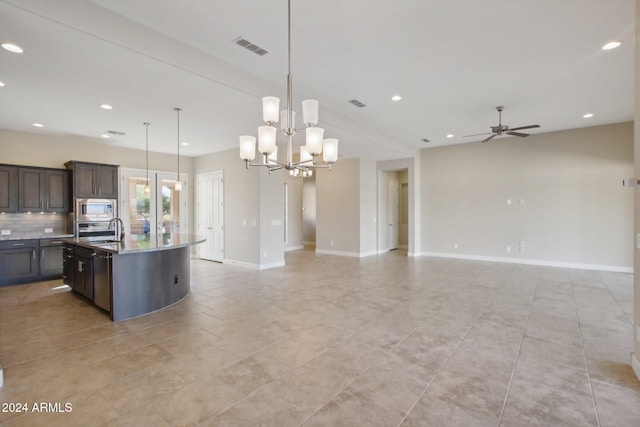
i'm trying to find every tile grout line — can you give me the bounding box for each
[570,272,602,427]
[496,270,541,426]
[600,274,634,328]
[296,327,418,427]
[395,275,508,427]
[199,327,364,426]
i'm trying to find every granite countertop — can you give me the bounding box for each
[0,234,73,241]
[63,233,206,255]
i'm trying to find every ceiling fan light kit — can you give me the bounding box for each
[464,106,540,143]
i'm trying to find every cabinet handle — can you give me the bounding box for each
[46,201,49,210]
[12,243,25,246]
[32,250,35,260]
[51,241,62,244]
[40,201,43,209]
[41,249,45,259]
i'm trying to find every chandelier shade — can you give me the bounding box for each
[239,0,338,177]
[258,126,277,155]
[323,139,339,164]
[302,100,319,126]
[262,97,280,123]
[280,110,296,130]
[239,135,256,161]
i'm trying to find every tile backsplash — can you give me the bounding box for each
[0,212,69,236]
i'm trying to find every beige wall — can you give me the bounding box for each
[194,148,285,268]
[316,157,361,255]
[421,122,634,270]
[359,158,377,256]
[302,176,317,244]
[632,0,640,380]
[284,172,304,250]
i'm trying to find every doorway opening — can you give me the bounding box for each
[380,169,409,254]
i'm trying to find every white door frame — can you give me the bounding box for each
[197,171,224,262]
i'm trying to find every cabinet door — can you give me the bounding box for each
[62,246,74,288]
[75,256,94,300]
[18,168,44,212]
[45,170,69,212]
[0,165,18,212]
[0,243,39,285]
[97,165,118,198]
[75,164,97,197]
[41,244,63,277]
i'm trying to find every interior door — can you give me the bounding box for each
[197,171,224,262]
[388,180,400,250]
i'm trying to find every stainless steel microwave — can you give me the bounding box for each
[75,198,116,222]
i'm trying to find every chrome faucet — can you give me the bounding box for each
[108,217,125,241]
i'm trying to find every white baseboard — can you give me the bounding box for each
[420,251,633,273]
[285,245,304,252]
[631,352,640,382]
[223,259,285,270]
[316,249,377,258]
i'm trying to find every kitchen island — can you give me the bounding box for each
[63,233,205,321]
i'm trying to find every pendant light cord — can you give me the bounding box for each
[175,107,182,180]
[144,122,150,183]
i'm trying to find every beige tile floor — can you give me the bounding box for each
[1,248,640,426]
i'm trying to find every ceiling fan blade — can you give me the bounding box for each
[509,124,540,131]
[463,132,492,138]
[507,131,529,137]
[481,134,497,143]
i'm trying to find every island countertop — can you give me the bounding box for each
[64,233,205,254]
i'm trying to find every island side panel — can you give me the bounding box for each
[111,246,190,322]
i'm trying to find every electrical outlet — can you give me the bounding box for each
[506,199,512,205]
[1,230,10,236]
[506,246,511,253]
[330,241,334,247]
[519,198,525,205]
[44,228,53,233]
[453,243,459,249]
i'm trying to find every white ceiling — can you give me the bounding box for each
[0,0,634,160]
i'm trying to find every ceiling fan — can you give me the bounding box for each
[465,106,540,143]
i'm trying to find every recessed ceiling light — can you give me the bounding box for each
[446,134,454,138]
[582,113,594,118]
[101,133,110,139]
[602,41,621,51]
[2,43,24,53]
[32,123,44,128]
[100,104,113,110]
[391,95,402,102]
[181,142,189,146]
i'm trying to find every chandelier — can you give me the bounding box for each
[239,0,338,177]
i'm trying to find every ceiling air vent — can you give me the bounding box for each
[421,138,430,143]
[234,37,269,56]
[348,99,366,108]
[105,130,125,136]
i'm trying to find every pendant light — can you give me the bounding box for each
[174,107,183,192]
[144,122,151,193]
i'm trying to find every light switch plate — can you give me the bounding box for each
[44,228,53,233]
[1,230,10,236]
